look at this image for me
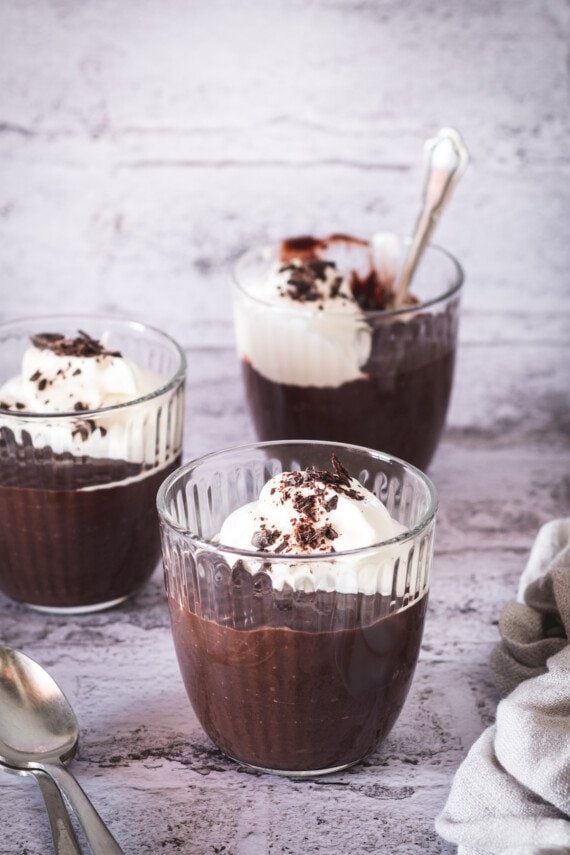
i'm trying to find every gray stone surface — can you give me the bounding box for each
[0,0,569,852]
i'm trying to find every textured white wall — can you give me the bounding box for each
[1,0,568,453]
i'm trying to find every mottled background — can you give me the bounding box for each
[1,0,568,455]
[1,1,569,853]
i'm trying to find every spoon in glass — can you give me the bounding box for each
[0,645,124,855]
[1,761,82,855]
[392,127,469,308]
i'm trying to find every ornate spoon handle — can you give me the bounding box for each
[393,127,469,308]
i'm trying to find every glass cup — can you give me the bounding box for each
[0,315,186,613]
[158,439,437,776]
[232,236,463,470]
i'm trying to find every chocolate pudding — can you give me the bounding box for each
[161,450,435,774]
[0,434,180,608]
[233,233,462,470]
[0,321,185,611]
[169,567,427,772]
[242,332,455,470]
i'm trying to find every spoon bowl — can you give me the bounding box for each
[0,648,77,766]
[0,645,123,854]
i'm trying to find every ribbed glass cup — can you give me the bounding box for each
[232,236,463,470]
[0,315,186,613]
[158,440,437,776]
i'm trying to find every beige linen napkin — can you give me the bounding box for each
[435,519,570,855]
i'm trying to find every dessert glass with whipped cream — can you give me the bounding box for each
[158,440,437,776]
[232,234,463,470]
[0,316,185,612]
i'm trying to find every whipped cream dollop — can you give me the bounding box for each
[0,331,174,465]
[0,332,157,414]
[218,455,412,595]
[234,233,408,388]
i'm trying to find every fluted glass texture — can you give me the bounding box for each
[159,440,437,775]
[232,239,463,470]
[0,315,186,612]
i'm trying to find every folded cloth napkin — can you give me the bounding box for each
[435,519,570,855]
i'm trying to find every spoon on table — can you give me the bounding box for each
[1,761,82,855]
[0,646,124,855]
[391,126,469,308]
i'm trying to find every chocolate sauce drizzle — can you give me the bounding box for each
[277,233,396,310]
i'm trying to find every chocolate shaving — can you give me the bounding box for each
[29,370,41,382]
[31,332,62,345]
[250,455,363,556]
[296,522,320,549]
[277,257,345,305]
[278,231,413,309]
[278,455,362,502]
[279,253,394,309]
[331,454,351,485]
[251,531,267,549]
[71,422,90,441]
[329,277,343,298]
[31,330,122,359]
[323,524,338,541]
[292,492,319,520]
[71,418,97,441]
[251,528,280,550]
[307,259,334,280]
[295,521,338,551]
[324,494,338,512]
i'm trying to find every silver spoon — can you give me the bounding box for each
[1,762,82,855]
[0,646,123,855]
[392,127,469,308]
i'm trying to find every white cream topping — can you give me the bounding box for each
[218,462,412,596]
[0,344,158,413]
[220,469,400,553]
[235,259,370,387]
[371,232,403,288]
[233,233,406,388]
[0,336,175,465]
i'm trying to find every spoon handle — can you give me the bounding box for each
[34,770,83,855]
[392,127,469,307]
[41,762,124,855]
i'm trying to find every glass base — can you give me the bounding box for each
[228,753,364,778]
[26,595,129,615]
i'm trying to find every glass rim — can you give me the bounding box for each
[232,235,464,319]
[0,314,187,419]
[157,439,438,561]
